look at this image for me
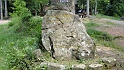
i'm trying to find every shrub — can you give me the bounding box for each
[9,0,32,33]
[10,0,32,20]
[28,16,42,37]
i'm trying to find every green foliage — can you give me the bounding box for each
[24,0,49,16]
[1,1,43,69]
[8,17,22,27]
[0,23,44,70]
[28,16,42,37]
[10,0,31,20]
[77,0,124,17]
[9,0,32,34]
[97,0,124,17]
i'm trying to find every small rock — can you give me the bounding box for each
[72,64,86,70]
[40,62,48,69]
[89,64,103,70]
[33,49,42,59]
[48,63,66,70]
[101,57,116,68]
[40,62,48,67]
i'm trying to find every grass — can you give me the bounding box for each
[85,22,100,27]
[95,14,120,20]
[0,18,42,70]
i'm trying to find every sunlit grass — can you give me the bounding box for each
[95,14,120,20]
[0,23,38,70]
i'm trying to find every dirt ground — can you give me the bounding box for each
[0,20,10,25]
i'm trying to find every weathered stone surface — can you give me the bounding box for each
[48,63,66,70]
[42,10,95,60]
[72,64,86,70]
[33,49,42,60]
[89,64,103,70]
[40,62,48,67]
[101,57,116,68]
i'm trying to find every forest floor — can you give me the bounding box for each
[83,17,124,70]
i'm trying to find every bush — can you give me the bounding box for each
[28,16,42,37]
[9,0,32,33]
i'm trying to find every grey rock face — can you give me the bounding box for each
[48,63,66,70]
[33,49,42,60]
[89,64,103,70]
[101,57,116,68]
[72,64,86,70]
[42,10,95,60]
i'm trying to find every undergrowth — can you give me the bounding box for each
[0,18,43,70]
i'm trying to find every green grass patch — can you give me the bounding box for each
[85,22,100,27]
[87,28,113,41]
[0,16,44,70]
[0,24,38,70]
[95,14,120,20]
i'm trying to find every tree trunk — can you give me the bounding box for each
[72,0,75,14]
[0,0,3,20]
[94,0,97,15]
[34,2,37,16]
[86,0,89,16]
[109,0,114,16]
[4,0,8,18]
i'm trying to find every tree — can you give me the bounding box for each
[4,0,8,18]
[86,0,89,16]
[97,0,124,17]
[24,0,48,16]
[72,0,75,14]
[0,0,3,20]
[94,0,97,15]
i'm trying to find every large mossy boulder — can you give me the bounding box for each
[41,10,95,60]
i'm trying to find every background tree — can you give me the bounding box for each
[24,0,48,16]
[94,0,97,15]
[7,0,124,17]
[86,0,89,16]
[0,0,3,20]
[4,0,8,18]
[97,0,124,17]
